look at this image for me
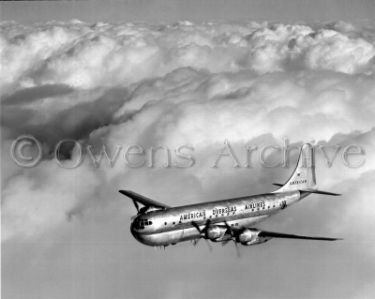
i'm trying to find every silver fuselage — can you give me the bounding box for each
[130,191,309,246]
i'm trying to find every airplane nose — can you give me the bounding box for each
[130,221,136,233]
[130,221,142,242]
[130,219,136,231]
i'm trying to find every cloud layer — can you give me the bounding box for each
[1,21,375,94]
[1,20,375,299]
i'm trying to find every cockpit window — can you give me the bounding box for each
[134,218,152,229]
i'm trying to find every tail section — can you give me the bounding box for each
[275,143,317,193]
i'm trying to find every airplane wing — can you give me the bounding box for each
[119,190,171,210]
[258,230,342,241]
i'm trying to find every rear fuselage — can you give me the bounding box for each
[131,190,308,246]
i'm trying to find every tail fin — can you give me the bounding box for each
[275,143,317,193]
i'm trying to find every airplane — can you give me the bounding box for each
[120,143,342,251]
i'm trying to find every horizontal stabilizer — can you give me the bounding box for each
[273,183,341,196]
[119,190,171,210]
[300,189,341,196]
[259,230,342,241]
[273,183,283,187]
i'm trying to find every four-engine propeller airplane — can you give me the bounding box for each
[120,143,342,250]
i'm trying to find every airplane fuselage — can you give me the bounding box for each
[131,190,309,246]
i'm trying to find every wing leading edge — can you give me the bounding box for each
[119,190,171,211]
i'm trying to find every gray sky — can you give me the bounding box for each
[1,0,375,24]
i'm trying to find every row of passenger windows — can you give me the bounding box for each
[251,205,276,211]
[163,221,240,227]
[138,204,280,228]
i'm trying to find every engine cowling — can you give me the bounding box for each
[238,229,271,246]
[206,226,227,241]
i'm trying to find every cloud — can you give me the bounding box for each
[2,161,101,240]
[1,21,374,94]
[1,20,375,299]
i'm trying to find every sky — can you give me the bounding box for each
[1,1,375,299]
[1,0,375,24]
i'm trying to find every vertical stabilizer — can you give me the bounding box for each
[275,143,317,192]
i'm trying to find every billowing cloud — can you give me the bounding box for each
[1,21,374,94]
[1,20,375,299]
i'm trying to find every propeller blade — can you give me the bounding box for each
[192,219,212,238]
[234,241,241,258]
[201,219,211,236]
[221,239,231,246]
[192,239,200,246]
[223,221,241,257]
[205,239,213,252]
[223,221,234,237]
[191,221,202,233]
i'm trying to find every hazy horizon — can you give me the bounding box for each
[1,0,375,25]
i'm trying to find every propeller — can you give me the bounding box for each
[191,219,211,237]
[191,220,213,251]
[223,221,241,258]
[191,220,241,256]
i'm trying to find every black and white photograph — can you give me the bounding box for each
[1,1,375,298]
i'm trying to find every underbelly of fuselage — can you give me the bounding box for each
[131,215,269,246]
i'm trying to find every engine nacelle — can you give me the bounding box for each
[238,229,271,246]
[206,226,227,241]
